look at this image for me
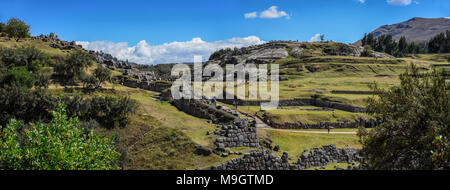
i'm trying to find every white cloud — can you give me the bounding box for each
[309,33,322,42]
[260,6,289,19]
[445,17,450,19]
[244,12,257,19]
[77,36,265,65]
[387,0,412,5]
[358,0,366,3]
[244,6,290,19]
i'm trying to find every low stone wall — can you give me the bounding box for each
[270,118,382,129]
[171,99,237,123]
[293,145,363,170]
[219,98,366,113]
[118,76,172,92]
[214,120,259,150]
[211,144,363,170]
[211,150,291,170]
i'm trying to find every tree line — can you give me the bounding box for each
[361,30,450,57]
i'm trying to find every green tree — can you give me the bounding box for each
[93,66,111,88]
[359,64,449,170]
[56,50,93,84]
[398,36,408,55]
[5,18,30,41]
[0,102,121,170]
[0,22,5,33]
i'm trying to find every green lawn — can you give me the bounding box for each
[263,129,361,162]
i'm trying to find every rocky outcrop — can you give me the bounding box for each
[90,51,133,69]
[33,32,81,50]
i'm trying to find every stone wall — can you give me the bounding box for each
[219,98,366,113]
[211,150,291,170]
[269,118,382,129]
[117,76,172,92]
[171,98,237,124]
[214,120,259,150]
[211,144,363,170]
[293,145,364,170]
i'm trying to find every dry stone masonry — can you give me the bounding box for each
[270,118,383,129]
[214,119,259,150]
[212,144,364,170]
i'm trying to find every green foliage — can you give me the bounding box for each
[209,48,233,61]
[93,66,111,88]
[55,50,93,84]
[63,95,137,129]
[432,136,450,169]
[0,22,5,33]
[0,102,121,170]
[4,18,30,41]
[80,73,97,90]
[0,66,35,89]
[359,64,449,170]
[0,46,48,72]
[0,85,55,126]
[428,30,450,53]
[361,45,372,57]
[34,73,50,89]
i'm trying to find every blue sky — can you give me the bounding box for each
[1,0,449,64]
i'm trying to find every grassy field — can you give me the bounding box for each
[262,128,361,162]
[262,106,370,124]
[0,38,69,56]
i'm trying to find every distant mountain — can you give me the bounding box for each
[355,17,450,45]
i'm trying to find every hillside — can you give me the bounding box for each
[355,17,450,45]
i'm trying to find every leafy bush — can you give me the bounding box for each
[0,102,121,170]
[0,46,48,72]
[359,64,449,170]
[0,66,35,89]
[63,95,137,129]
[0,85,55,126]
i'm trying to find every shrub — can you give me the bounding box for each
[0,102,121,170]
[0,85,55,126]
[63,95,137,129]
[0,46,48,72]
[359,64,449,170]
[0,66,35,89]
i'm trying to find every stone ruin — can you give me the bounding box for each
[212,144,364,170]
[213,119,259,151]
